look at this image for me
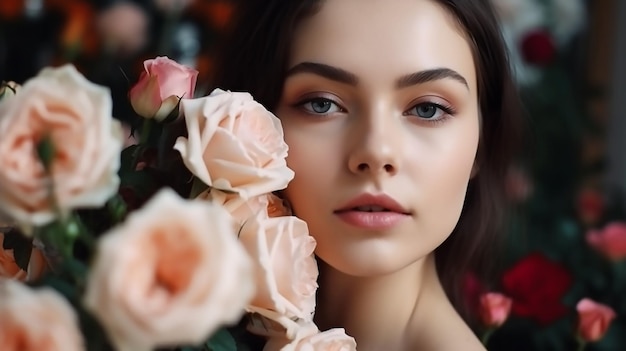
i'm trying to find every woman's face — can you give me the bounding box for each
[275,0,479,276]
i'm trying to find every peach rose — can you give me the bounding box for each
[174,88,294,200]
[198,189,270,226]
[264,326,357,351]
[479,292,513,327]
[239,213,318,321]
[0,64,123,232]
[576,298,616,342]
[129,56,198,121]
[83,188,254,351]
[586,222,626,261]
[199,191,291,227]
[0,81,20,100]
[96,2,149,57]
[0,278,85,351]
[0,233,47,281]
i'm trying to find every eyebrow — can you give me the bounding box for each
[285,62,469,90]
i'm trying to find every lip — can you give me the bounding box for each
[334,193,411,230]
[335,193,411,214]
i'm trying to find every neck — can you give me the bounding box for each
[313,254,455,351]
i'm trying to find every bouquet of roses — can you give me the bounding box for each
[0,57,356,351]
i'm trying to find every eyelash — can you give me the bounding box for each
[294,96,456,125]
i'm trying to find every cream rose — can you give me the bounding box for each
[0,81,20,100]
[0,279,85,351]
[264,326,357,351]
[174,88,294,199]
[0,64,123,231]
[0,233,47,281]
[83,188,255,351]
[240,213,318,321]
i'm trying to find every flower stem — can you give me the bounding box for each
[481,328,495,346]
[577,339,587,351]
[140,118,153,145]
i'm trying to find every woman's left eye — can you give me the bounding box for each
[405,102,454,121]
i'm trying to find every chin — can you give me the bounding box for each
[316,244,432,278]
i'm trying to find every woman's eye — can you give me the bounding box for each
[406,102,451,120]
[301,98,343,115]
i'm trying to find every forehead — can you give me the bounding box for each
[289,0,477,91]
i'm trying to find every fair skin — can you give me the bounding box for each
[275,0,484,350]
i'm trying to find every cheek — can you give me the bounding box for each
[281,128,334,216]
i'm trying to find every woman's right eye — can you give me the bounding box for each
[299,98,344,115]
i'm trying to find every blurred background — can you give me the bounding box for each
[1,0,625,350]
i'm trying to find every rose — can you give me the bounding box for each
[83,188,254,351]
[198,189,270,226]
[239,213,318,321]
[586,222,626,261]
[0,279,85,351]
[267,193,291,217]
[264,326,357,351]
[0,233,47,281]
[174,88,294,199]
[501,252,572,325]
[576,298,616,342]
[479,292,513,328]
[0,64,123,231]
[521,29,556,65]
[0,81,20,100]
[577,188,605,226]
[96,2,149,57]
[199,190,292,227]
[129,56,199,121]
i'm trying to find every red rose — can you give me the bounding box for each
[501,253,572,325]
[577,188,605,226]
[521,29,556,66]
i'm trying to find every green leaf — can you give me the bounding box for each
[206,329,237,351]
[1,228,33,271]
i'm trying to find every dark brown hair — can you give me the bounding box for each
[211,0,523,321]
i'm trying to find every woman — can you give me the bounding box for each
[212,0,523,349]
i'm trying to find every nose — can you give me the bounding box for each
[347,108,402,177]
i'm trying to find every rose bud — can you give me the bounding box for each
[129,56,198,122]
[576,298,616,342]
[479,292,513,328]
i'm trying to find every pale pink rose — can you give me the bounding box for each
[129,56,199,121]
[83,188,255,351]
[264,327,357,351]
[576,298,616,342]
[0,233,47,282]
[0,278,85,351]
[586,222,626,261]
[174,88,294,199]
[0,81,20,100]
[239,213,318,321]
[96,2,149,56]
[0,64,123,232]
[479,292,513,327]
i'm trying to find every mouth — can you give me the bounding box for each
[334,193,411,215]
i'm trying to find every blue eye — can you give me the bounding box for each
[301,98,343,115]
[406,102,454,120]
